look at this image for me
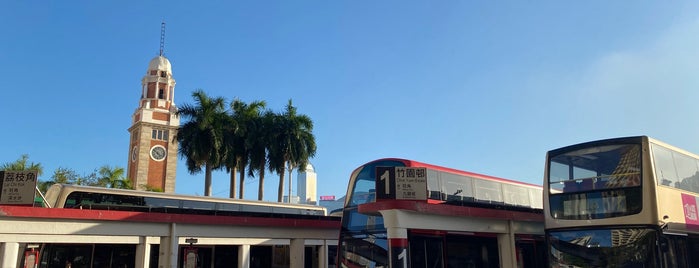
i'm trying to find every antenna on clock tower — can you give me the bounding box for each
[159,21,166,56]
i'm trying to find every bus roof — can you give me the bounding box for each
[359,158,542,188]
[547,136,647,156]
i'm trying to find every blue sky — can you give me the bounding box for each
[2,1,699,201]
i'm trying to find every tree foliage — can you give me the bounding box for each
[176,92,317,202]
[1,154,133,194]
[1,154,44,176]
[96,165,132,189]
[3,95,317,203]
[269,100,317,202]
[176,90,228,196]
[229,99,267,199]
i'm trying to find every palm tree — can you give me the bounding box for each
[97,165,131,189]
[1,154,44,176]
[229,99,267,199]
[270,100,317,202]
[247,109,273,201]
[2,154,44,196]
[176,90,228,196]
[221,115,240,198]
[141,184,164,192]
[267,111,286,201]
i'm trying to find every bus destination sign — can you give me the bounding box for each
[376,167,427,200]
[0,170,38,205]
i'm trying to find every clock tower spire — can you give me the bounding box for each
[127,22,179,192]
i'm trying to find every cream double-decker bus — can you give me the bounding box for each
[544,136,699,267]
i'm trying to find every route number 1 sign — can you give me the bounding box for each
[376,167,427,201]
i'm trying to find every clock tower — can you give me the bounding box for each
[127,24,179,192]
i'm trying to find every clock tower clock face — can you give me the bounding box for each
[150,146,167,161]
[131,146,138,162]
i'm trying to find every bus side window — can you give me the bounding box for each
[595,179,607,189]
[689,236,699,267]
[579,180,593,191]
[662,235,690,268]
[563,181,578,192]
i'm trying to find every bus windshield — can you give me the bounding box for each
[548,227,658,267]
[547,143,643,219]
[549,144,641,192]
[339,160,402,268]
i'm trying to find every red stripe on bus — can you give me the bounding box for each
[358,200,543,222]
[389,238,409,248]
[0,206,340,229]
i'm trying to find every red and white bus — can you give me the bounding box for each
[337,158,545,268]
[544,136,699,267]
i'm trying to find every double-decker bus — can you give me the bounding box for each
[337,158,545,268]
[544,136,699,267]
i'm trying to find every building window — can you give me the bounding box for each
[152,129,169,141]
[160,71,167,78]
[158,89,164,99]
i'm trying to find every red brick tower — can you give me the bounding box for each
[126,23,178,192]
